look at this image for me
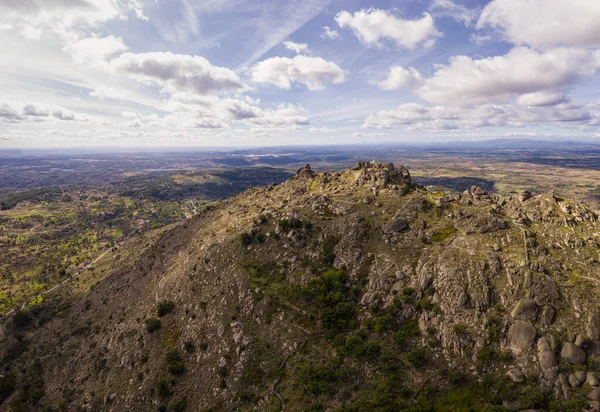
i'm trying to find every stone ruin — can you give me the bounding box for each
[351,161,411,188]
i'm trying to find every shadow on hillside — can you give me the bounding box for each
[413,176,496,193]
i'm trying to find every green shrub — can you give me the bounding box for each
[157,301,175,317]
[452,323,468,335]
[156,380,170,397]
[145,317,161,333]
[183,341,195,354]
[167,396,187,412]
[12,311,33,329]
[393,318,420,348]
[0,373,16,404]
[407,348,428,368]
[166,350,184,375]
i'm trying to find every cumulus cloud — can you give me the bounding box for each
[160,95,310,130]
[66,35,127,69]
[335,8,441,49]
[251,55,345,91]
[477,0,600,48]
[111,52,244,95]
[283,41,309,54]
[363,102,593,130]
[0,101,99,123]
[89,86,127,101]
[0,0,147,36]
[320,26,339,40]
[377,66,424,91]
[377,47,600,106]
[429,0,478,27]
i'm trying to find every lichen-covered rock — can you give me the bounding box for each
[561,342,587,365]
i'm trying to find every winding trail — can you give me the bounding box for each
[2,246,114,318]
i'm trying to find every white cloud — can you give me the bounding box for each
[283,41,309,55]
[377,66,424,91]
[363,102,594,130]
[159,95,310,130]
[0,0,147,37]
[477,0,600,48]
[0,101,100,123]
[429,0,478,27]
[335,8,441,49]
[66,35,127,69]
[251,55,345,91]
[89,86,127,101]
[377,47,600,106]
[111,52,244,95]
[516,91,568,107]
[320,26,339,40]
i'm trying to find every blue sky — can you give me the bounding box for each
[0,0,599,147]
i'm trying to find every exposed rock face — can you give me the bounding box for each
[352,161,411,188]
[295,163,316,179]
[561,342,587,365]
[508,321,537,353]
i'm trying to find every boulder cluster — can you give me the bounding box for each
[352,161,411,188]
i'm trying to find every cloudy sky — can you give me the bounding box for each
[1,0,600,147]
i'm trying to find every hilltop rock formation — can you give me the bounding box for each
[3,161,600,411]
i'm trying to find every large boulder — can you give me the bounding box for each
[511,298,538,320]
[383,218,409,234]
[588,312,600,341]
[561,342,587,365]
[508,321,537,354]
[538,337,558,380]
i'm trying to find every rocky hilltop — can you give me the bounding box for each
[3,161,600,411]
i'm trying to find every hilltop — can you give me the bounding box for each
[2,161,600,411]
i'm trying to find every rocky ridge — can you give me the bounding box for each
[2,161,600,411]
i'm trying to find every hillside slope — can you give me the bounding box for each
[2,162,600,411]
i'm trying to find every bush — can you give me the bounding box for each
[393,318,420,348]
[166,350,185,375]
[145,317,162,333]
[407,348,428,368]
[12,311,32,329]
[157,301,175,317]
[167,396,187,412]
[183,341,195,354]
[0,374,16,404]
[156,380,170,397]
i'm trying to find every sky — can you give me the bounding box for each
[1,0,600,148]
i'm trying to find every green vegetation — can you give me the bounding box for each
[431,225,458,242]
[145,317,162,333]
[157,301,175,317]
[165,350,185,375]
